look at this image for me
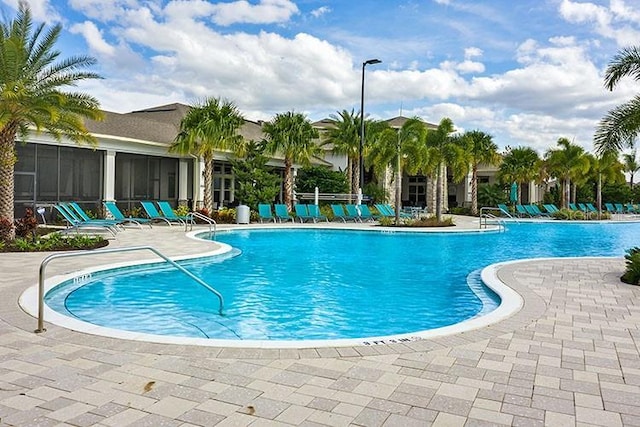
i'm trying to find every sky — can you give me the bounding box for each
[2,0,640,154]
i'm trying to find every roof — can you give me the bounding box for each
[386,116,438,129]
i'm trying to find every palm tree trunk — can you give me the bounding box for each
[435,162,443,222]
[283,158,293,211]
[471,164,478,216]
[202,155,214,213]
[0,123,19,241]
[353,157,360,200]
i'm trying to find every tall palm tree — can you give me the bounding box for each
[170,97,245,213]
[586,152,625,213]
[0,3,103,241]
[367,117,428,223]
[594,46,640,154]
[622,150,640,188]
[262,111,321,210]
[498,147,540,205]
[424,118,464,222]
[322,109,360,198]
[458,130,500,215]
[543,138,590,208]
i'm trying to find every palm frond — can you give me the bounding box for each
[604,46,640,90]
[593,95,640,154]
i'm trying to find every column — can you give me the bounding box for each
[178,158,189,207]
[103,150,116,202]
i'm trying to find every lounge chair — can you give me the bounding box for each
[357,204,378,221]
[497,204,511,216]
[103,201,152,228]
[67,202,122,228]
[344,205,363,222]
[522,205,538,217]
[294,204,314,223]
[586,203,598,213]
[515,205,529,217]
[258,204,276,223]
[140,200,183,226]
[615,203,626,214]
[158,201,192,225]
[568,203,578,211]
[54,204,117,237]
[626,203,637,214]
[374,203,393,218]
[380,203,412,219]
[543,204,559,214]
[331,204,358,222]
[308,204,328,222]
[529,205,549,217]
[605,203,616,214]
[274,204,294,222]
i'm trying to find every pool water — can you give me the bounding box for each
[44,222,640,341]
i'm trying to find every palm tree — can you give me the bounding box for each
[367,117,428,223]
[262,111,321,210]
[322,109,360,199]
[622,150,640,188]
[594,46,640,154]
[458,130,500,215]
[170,97,245,213]
[424,118,465,222]
[586,152,625,213]
[498,147,540,205]
[543,138,590,208]
[0,3,103,241]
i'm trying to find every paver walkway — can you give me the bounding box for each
[0,221,637,426]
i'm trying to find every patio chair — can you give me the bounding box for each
[357,204,378,221]
[380,203,412,219]
[543,204,559,214]
[497,203,511,216]
[529,205,549,217]
[515,205,529,217]
[586,203,598,213]
[67,202,122,228]
[140,200,183,226]
[374,203,393,218]
[626,203,637,214]
[615,203,626,214]
[344,205,363,222]
[258,204,276,223]
[308,204,328,222]
[568,203,578,211]
[331,204,358,222]
[54,204,117,237]
[294,204,314,223]
[604,202,616,213]
[158,201,193,225]
[103,201,152,228]
[274,204,294,223]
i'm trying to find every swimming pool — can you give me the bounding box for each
[38,222,640,345]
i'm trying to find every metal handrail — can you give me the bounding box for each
[35,245,224,333]
[185,211,216,240]
[479,206,515,229]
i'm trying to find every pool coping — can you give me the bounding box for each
[19,225,525,350]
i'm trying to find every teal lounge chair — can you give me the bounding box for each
[103,201,152,228]
[274,204,294,222]
[308,204,328,222]
[357,204,378,221]
[331,204,358,222]
[381,203,411,219]
[626,203,637,214]
[344,205,363,222]
[54,204,117,236]
[497,204,511,216]
[374,203,393,218]
[615,203,626,214]
[294,204,314,223]
[258,204,276,223]
[605,203,616,213]
[586,203,598,213]
[140,200,183,226]
[515,205,529,217]
[529,205,549,217]
[568,203,578,211]
[158,201,192,225]
[67,202,122,228]
[543,204,559,214]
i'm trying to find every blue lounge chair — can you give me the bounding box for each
[515,205,529,217]
[274,204,294,222]
[54,204,117,236]
[158,201,192,225]
[344,205,363,222]
[374,203,393,218]
[626,203,637,214]
[331,204,358,222]
[103,201,152,228]
[67,202,122,228]
[529,205,549,217]
[523,205,539,217]
[615,203,626,214]
[543,204,559,214]
[357,205,378,221]
[381,203,412,219]
[568,203,578,211]
[605,203,616,214]
[258,204,276,223]
[586,203,598,213]
[294,204,314,223]
[140,200,183,226]
[497,204,511,216]
[308,204,328,222]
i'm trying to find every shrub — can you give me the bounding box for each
[175,205,190,217]
[213,208,235,224]
[622,247,640,285]
[14,208,38,239]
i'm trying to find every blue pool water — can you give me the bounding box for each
[45,222,640,341]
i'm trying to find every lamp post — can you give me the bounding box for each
[358,58,381,205]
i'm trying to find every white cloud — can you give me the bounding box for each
[311,6,331,18]
[1,0,60,22]
[70,21,115,57]
[559,0,640,46]
[67,0,140,21]
[209,0,299,26]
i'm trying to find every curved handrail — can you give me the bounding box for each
[479,206,515,229]
[185,211,216,240]
[35,245,224,333]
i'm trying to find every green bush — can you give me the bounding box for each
[622,247,640,285]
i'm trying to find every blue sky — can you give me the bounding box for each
[3,0,640,153]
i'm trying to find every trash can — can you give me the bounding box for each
[236,205,250,224]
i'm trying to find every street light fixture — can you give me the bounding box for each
[358,58,381,205]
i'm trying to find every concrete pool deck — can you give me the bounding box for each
[0,218,637,426]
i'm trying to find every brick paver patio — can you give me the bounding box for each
[0,220,637,426]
